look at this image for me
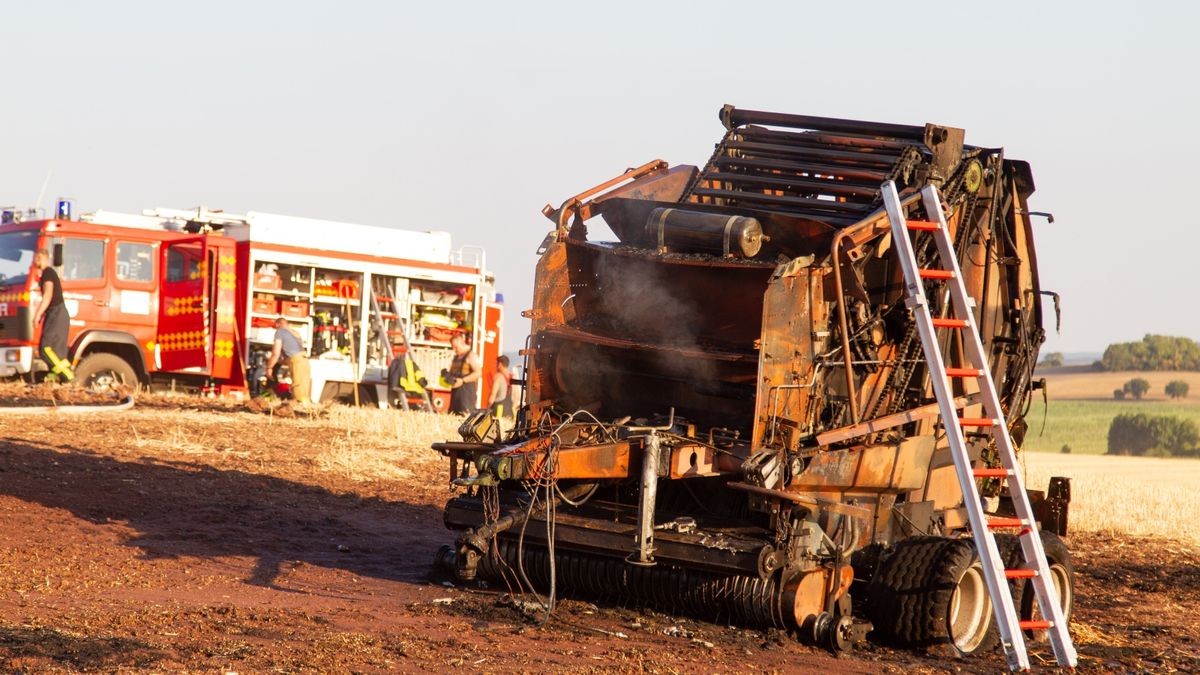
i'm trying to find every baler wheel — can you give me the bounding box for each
[1018,531,1075,641]
[865,536,998,656]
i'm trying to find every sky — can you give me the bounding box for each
[2,1,1196,354]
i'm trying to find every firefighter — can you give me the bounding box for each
[487,355,514,422]
[265,317,311,404]
[445,332,481,414]
[31,249,74,383]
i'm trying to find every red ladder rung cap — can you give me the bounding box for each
[906,220,940,231]
[987,517,1025,529]
[918,269,955,280]
[972,468,1010,478]
[931,318,969,328]
[1019,620,1052,630]
[1005,569,1038,579]
[945,367,982,377]
[959,417,997,427]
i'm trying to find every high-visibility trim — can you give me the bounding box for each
[945,367,981,377]
[44,347,75,382]
[972,468,1010,478]
[959,417,996,427]
[987,517,1025,529]
[1019,620,1052,630]
[906,219,940,231]
[1005,569,1038,579]
[918,268,955,280]
[931,318,969,328]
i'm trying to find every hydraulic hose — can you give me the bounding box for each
[0,394,135,415]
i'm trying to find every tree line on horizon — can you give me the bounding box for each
[1111,377,1190,400]
[1096,335,1200,371]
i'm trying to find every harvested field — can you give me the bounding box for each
[0,384,1196,672]
[1022,453,1200,545]
[1037,367,1200,404]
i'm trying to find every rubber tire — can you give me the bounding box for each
[866,536,998,656]
[74,353,138,392]
[1019,531,1074,641]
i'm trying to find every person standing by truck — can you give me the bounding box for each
[31,249,74,383]
[487,355,514,421]
[265,317,311,404]
[447,332,481,414]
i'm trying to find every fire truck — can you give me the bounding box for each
[0,203,502,409]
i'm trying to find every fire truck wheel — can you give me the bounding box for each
[74,353,138,392]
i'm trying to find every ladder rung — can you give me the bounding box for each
[958,417,997,427]
[972,468,1010,478]
[945,367,981,377]
[1019,620,1052,630]
[931,318,969,329]
[918,268,955,280]
[1005,569,1038,579]
[987,517,1026,529]
[906,219,941,231]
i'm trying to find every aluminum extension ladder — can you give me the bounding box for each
[880,180,1077,671]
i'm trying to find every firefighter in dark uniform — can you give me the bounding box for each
[446,332,481,414]
[31,248,74,383]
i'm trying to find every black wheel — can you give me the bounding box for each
[866,536,997,656]
[1019,531,1074,641]
[74,353,138,392]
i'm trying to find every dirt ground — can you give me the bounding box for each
[0,387,1196,673]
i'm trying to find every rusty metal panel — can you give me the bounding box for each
[668,443,719,479]
[921,438,981,510]
[491,440,632,481]
[791,436,933,492]
[753,260,822,449]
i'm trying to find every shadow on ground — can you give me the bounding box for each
[0,440,446,588]
[0,624,165,671]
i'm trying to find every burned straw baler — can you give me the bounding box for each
[433,106,1072,655]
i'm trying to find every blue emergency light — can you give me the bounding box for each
[56,199,73,220]
[1,210,14,224]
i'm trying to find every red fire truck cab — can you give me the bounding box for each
[0,205,501,409]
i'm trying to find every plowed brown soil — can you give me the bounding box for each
[0,385,1196,673]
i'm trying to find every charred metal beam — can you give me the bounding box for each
[736,128,910,156]
[724,141,901,167]
[721,105,927,141]
[736,127,915,152]
[691,188,870,216]
[703,172,880,199]
[713,156,890,183]
[444,497,768,576]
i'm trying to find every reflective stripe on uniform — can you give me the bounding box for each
[399,357,426,395]
[44,346,75,382]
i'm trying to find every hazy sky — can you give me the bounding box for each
[3,2,1195,354]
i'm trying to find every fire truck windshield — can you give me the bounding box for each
[0,230,37,286]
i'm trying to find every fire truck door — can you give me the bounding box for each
[157,238,210,372]
[480,301,503,407]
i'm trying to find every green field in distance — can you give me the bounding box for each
[1021,398,1200,455]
